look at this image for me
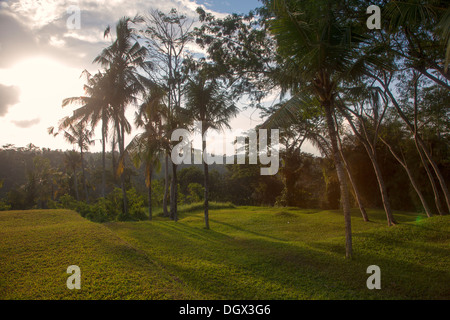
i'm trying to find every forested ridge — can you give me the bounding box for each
[1,133,448,215]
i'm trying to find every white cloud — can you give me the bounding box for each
[0,0,244,151]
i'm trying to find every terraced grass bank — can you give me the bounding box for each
[0,210,197,299]
[0,208,449,299]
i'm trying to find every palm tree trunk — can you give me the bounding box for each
[101,114,107,198]
[324,105,352,258]
[112,135,117,184]
[80,148,89,202]
[170,162,178,222]
[117,122,128,217]
[163,153,170,217]
[203,139,210,229]
[148,166,153,221]
[73,168,79,201]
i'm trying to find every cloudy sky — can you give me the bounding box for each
[0,0,317,155]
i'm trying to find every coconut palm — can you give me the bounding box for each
[262,0,392,257]
[185,66,239,229]
[94,15,152,218]
[61,70,113,198]
[49,121,94,202]
[127,84,166,220]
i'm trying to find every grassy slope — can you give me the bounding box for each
[106,207,450,300]
[0,208,449,299]
[0,210,198,299]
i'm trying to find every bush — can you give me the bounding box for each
[52,193,119,223]
[0,199,11,211]
[86,198,110,223]
[125,188,147,221]
[187,183,204,204]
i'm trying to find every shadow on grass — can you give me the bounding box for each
[106,214,450,299]
[209,218,287,242]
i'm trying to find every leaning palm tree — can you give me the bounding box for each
[185,67,239,229]
[263,0,391,257]
[94,15,152,218]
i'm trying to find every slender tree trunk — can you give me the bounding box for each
[101,114,107,198]
[338,108,396,226]
[415,139,445,215]
[203,138,210,229]
[73,168,79,201]
[170,162,178,222]
[112,136,117,184]
[368,150,397,226]
[335,115,369,222]
[412,126,449,214]
[148,167,153,221]
[381,138,433,218]
[117,122,128,217]
[80,148,89,202]
[380,81,450,213]
[324,105,352,258]
[412,73,445,216]
[163,153,170,217]
[342,154,369,222]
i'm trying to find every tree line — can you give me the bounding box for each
[0,1,448,259]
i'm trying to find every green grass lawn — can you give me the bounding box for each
[0,207,449,299]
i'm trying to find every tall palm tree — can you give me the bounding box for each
[263,0,390,257]
[61,70,113,198]
[94,15,152,218]
[127,84,166,220]
[185,67,238,229]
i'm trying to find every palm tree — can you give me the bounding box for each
[263,0,390,257]
[49,121,94,202]
[94,15,152,218]
[61,70,113,198]
[127,84,166,220]
[64,151,81,201]
[185,67,238,229]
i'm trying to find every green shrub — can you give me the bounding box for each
[122,188,147,221]
[86,198,109,223]
[0,199,11,211]
[187,183,204,204]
